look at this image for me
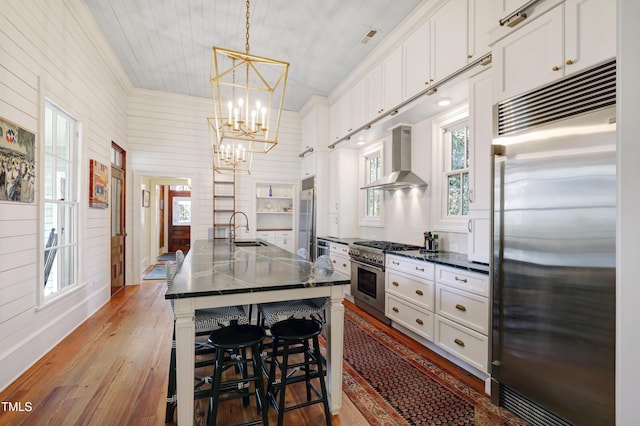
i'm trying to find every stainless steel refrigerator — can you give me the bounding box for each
[491,60,616,426]
[298,176,316,261]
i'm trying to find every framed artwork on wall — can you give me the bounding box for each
[142,190,150,207]
[89,159,109,208]
[0,116,36,203]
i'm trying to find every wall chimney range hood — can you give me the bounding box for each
[360,125,427,190]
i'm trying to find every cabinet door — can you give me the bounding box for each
[467,211,490,264]
[404,19,432,100]
[366,63,383,122]
[301,108,317,150]
[301,153,316,178]
[468,71,492,211]
[431,0,469,82]
[564,0,616,76]
[492,4,563,101]
[495,0,531,17]
[330,94,348,143]
[469,0,495,60]
[350,78,367,133]
[382,44,404,113]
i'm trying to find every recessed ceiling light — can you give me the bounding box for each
[437,97,452,107]
[357,140,366,145]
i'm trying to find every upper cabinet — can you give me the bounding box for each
[431,0,469,82]
[493,0,616,101]
[383,45,404,114]
[404,20,432,100]
[468,0,495,61]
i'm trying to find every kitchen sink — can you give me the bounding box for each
[233,240,268,247]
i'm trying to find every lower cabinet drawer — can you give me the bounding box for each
[387,270,435,311]
[330,255,350,275]
[386,294,434,342]
[434,315,488,373]
[435,284,488,334]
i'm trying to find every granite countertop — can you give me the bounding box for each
[388,250,490,274]
[165,239,351,299]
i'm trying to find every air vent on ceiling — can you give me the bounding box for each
[359,28,380,45]
[496,59,616,136]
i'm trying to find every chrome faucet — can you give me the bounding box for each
[228,211,250,242]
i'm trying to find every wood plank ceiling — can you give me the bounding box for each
[83,0,423,112]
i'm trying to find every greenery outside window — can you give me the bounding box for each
[444,123,470,217]
[42,101,80,300]
[360,144,383,227]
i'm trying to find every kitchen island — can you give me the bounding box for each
[165,239,350,425]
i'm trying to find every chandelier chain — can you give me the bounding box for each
[245,0,250,54]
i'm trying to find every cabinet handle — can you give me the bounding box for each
[415,289,424,296]
[566,59,574,65]
[455,304,467,312]
[467,54,473,59]
[416,266,424,272]
[469,188,473,203]
[392,306,399,313]
[342,263,347,268]
[415,318,424,325]
[392,261,400,265]
[332,260,336,264]
[424,81,429,85]
[392,281,399,287]
[468,219,472,232]
[455,276,468,283]
[454,338,466,347]
[552,66,560,71]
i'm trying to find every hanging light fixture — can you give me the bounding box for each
[209,0,289,174]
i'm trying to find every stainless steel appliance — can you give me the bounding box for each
[298,176,316,261]
[491,60,616,426]
[316,238,329,259]
[348,240,422,324]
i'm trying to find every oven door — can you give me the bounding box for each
[351,259,385,312]
[316,239,329,259]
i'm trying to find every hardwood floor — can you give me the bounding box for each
[0,281,483,425]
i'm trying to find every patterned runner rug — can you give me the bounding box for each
[338,308,527,425]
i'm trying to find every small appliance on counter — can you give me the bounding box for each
[420,231,439,253]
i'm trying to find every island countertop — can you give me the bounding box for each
[165,239,351,299]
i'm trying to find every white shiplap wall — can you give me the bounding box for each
[127,88,301,274]
[0,0,131,391]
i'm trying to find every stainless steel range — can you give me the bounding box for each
[348,240,422,324]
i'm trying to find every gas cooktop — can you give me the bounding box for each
[350,240,422,253]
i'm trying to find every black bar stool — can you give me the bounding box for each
[266,318,331,426]
[208,324,268,426]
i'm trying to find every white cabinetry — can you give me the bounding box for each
[434,265,489,373]
[328,148,358,237]
[385,255,436,341]
[467,70,492,264]
[255,183,295,252]
[431,0,469,82]
[329,242,351,278]
[383,45,404,114]
[468,0,495,60]
[329,94,349,143]
[493,0,616,101]
[404,19,432,100]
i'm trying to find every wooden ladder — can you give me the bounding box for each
[213,173,236,241]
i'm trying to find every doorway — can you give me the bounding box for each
[168,186,191,253]
[110,143,126,296]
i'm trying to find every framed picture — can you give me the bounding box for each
[89,159,109,208]
[142,190,150,207]
[0,116,36,203]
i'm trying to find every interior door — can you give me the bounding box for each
[168,188,191,253]
[110,143,126,295]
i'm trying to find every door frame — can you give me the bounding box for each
[110,142,126,296]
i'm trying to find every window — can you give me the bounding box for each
[365,152,382,217]
[43,102,80,300]
[444,123,470,217]
[172,197,192,226]
[360,144,383,226]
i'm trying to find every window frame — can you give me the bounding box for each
[430,105,470,232]
[39,99,83,307]
[359,141,384,228]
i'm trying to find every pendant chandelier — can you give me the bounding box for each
[209,0,289,174]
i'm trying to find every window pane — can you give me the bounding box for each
[448,174,461,216]
[56,115,70,160]
[366,189,380,217]
[45,107,54,153]
[44,203,57,244]
[56,160,69,201]
[111,176,122,236]
[451,127,467,171]
[58,245,74,290]
[462,172,469,215]
[59,204,74,246]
